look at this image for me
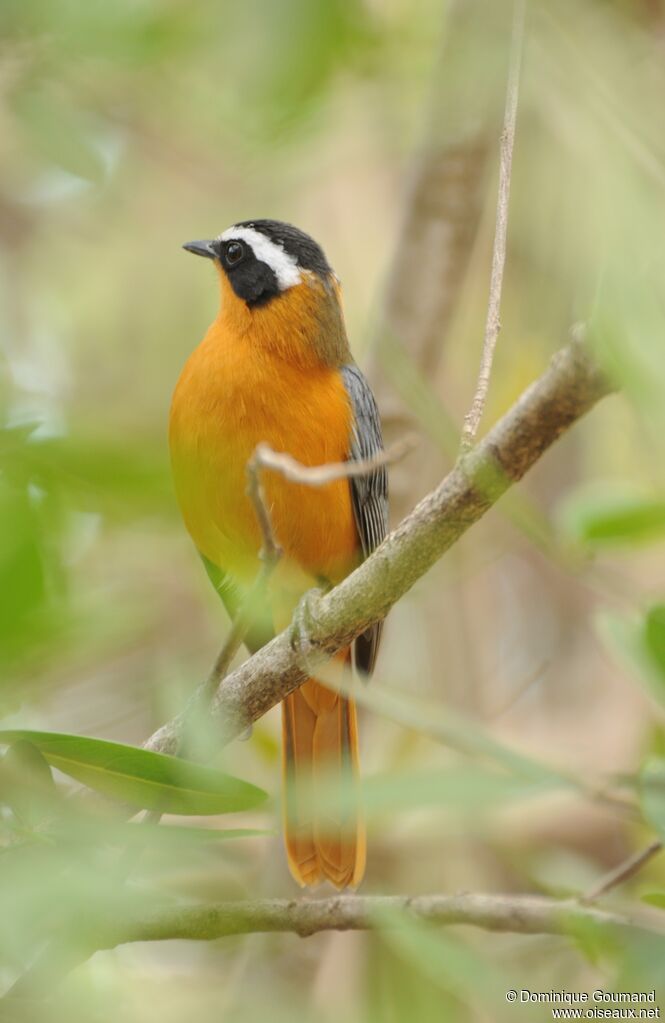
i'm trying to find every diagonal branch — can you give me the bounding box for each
[581,840,664,904]
[145,337,613,756]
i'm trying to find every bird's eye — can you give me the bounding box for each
[224,241,244,266]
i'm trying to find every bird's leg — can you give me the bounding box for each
[288,586,327,671]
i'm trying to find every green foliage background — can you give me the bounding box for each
[1,0,665,1020]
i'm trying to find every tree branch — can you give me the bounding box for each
[460,0,526,451]
[202,448,287,690]
[581,840,664,904]
[365,0,507,517]
[145,337,613,756]
[247,437,415,488]
[99,892,665,949]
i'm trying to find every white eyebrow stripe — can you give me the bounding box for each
[219,226,302,290]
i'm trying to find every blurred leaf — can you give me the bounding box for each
[597,609,665,710]
[557,482,665,547]
[322,664,569,787]
[0,487,47,643]
[364,765,554,814]
[639,758,665,840]
[526,848,601,898]
[641,892,665,909]
[68,820,274,849]
[239,0,380,137]
[0,730,267,815]
[0,837,166,967]
[565,911,620,968]
[645,605,665,678]
[0,478,67,683]
[376,906,505,1009]
[299,765,555,825]
[647,727,665,759]
[10,432,173,521]
[14,89,105,183]
[0,739,58,829]
[611,929,665,990]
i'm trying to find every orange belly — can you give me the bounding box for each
[169,321,359,602]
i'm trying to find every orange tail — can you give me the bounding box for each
[281,668,365,889]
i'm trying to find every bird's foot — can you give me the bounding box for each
[289,587,325,669]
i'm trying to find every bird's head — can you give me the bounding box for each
[183,219,350,366]
[184,219,333,307]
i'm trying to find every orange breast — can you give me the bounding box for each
[169,314,359,599]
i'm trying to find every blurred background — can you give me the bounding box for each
[2,0,665,1019]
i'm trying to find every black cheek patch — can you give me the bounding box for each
[227,260,279,307]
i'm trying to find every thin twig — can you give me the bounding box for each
[581,840,664,904]
[246,449,283,565]
[460,0,526,452]
[202,454,286,697]
[485,657,549,720]
[249,436,416,489]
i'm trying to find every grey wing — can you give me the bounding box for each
[341,364,389,676]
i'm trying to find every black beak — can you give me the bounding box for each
[182,239,217,259]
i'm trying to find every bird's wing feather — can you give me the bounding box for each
[341,364,388,676]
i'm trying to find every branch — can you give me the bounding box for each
[10,884,659,1001]
[99,893,665,949]
[365,0,510,516]
[246,446,283,565]
[203,449,287,690]
[145,337,613,756]
[248,436,415,488]
[581,840,664,904]
[460,0,526,452]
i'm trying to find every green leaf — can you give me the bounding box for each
[0,740,58,828]
[376,906,505,1008]
[300,765,555,824]
[14,89,106,183]
[91,821,274,848]
[639,759,665,840]
[558,483,665,547]
[0,730,267,815]
[596,610,665,710]
[0,486,48,653]
[641,892,665,909]
[10,432,172,522]
[645,605,665,678]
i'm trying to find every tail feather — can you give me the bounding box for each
[281,666,365,889]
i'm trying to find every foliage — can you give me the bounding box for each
[1,0,665,1019]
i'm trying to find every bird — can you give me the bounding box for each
[169,219,387,888]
